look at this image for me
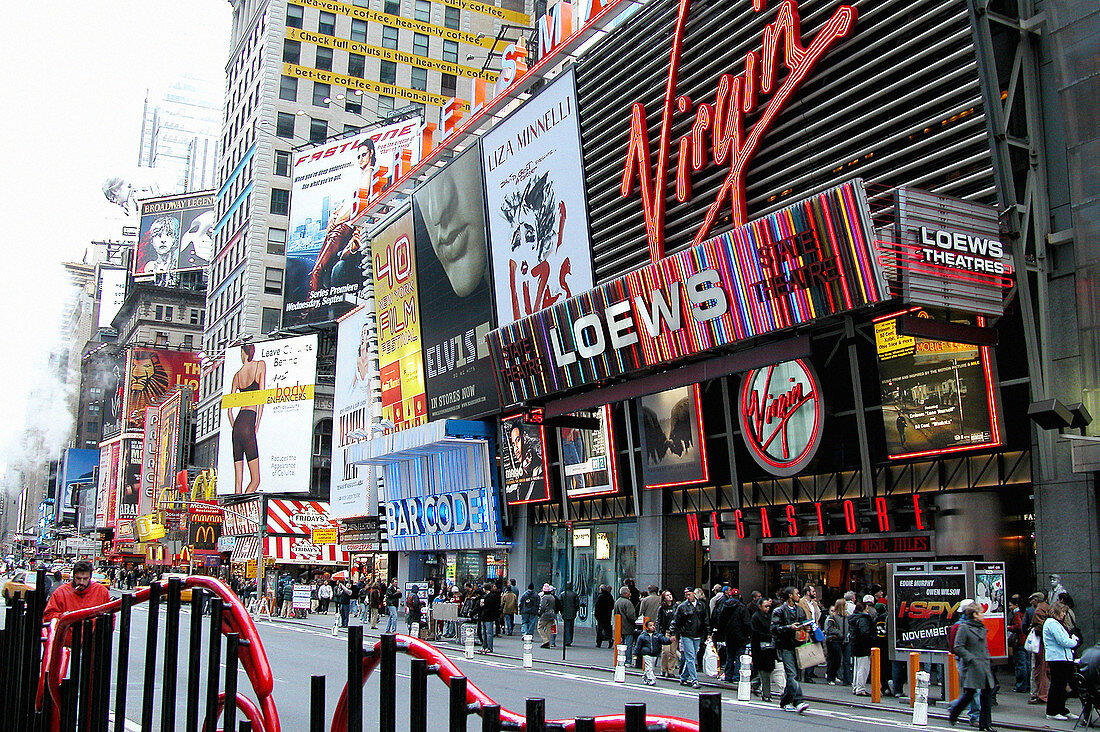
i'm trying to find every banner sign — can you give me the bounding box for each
[115,438,143,523]
[217,334,318,495]
[292,584,313,610]
[311,527,338,544]
[487,182,888,407]
[560,405,618,498]
[97,267,127,329]
[874,309,1003,460]
[264,536,349,565]
[222,497,262,536]
[974,562,1008,658]
[483,69,594,326]
[384,486,496,549]
[637,384,707,489]
[331,306,376,518]
[413,145,499,421]
[372,208,427,431]
[266,499,339,536]
[501,415,550,504]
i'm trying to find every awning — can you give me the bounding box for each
[230,536,260,564]
[345,418,492,466]
[264,537,348,565]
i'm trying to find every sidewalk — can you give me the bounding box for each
[270,610,1086,731]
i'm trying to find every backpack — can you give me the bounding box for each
[520,590,539,615]
[947,620,962,656]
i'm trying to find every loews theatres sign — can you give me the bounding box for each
[487,182,888,407]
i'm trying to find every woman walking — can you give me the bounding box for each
[824,598,851,686]
[948,603,996,731]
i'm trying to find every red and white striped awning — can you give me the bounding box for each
[264,537,348,565]
[265,500,339,536]
[230,536,260,564]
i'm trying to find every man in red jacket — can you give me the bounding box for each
[44,560,110,624]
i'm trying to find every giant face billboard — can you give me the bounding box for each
[122,348,200,432]
[217,334,318,495]
[483,68,594,326]
[284,120,424,326]
[372,208,427,432]
[413,145,499,420]
[331,306,377,519]
[874,309,1003,459]
[133,192,215,284]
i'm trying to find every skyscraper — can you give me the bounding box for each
[137,74,224,194]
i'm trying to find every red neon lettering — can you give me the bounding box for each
[760,506,772,538]
[734,508,746,538]
[686,513,701,542]
[912,493,925,531]
[814,501,825,535]
[843,499,857,534]
[875,496,890,532]
[620,0,856,261]
[785,503,798,537]
[711,511,723,540]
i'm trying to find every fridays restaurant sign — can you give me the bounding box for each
[487,181,888,406]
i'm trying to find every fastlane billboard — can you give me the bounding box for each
[217,335,318,495]
[284,120,423,326]
[413,145,499,421]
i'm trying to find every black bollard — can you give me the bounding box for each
[624,702,646,732]
[699,691,722,732]
[525,698,546,732]
[310,675,325,732]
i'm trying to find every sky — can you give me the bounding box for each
[0,2,231,482]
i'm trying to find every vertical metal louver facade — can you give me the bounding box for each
[574,0,996,283]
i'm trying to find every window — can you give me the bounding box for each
[344,123,362,133]
[89,387,102,398]
[268,227,287,255]
[442,39,458,64]
[348,53,365,78]
[444,5,460,29]
[183,334,194,349]
[261,308,281,334]
[412,33,429,57]
[384,0,400,14]
[414,0,431,22]
[286,4,304,28]
[501,0,524,11]
[345,89,362,113]
[410,67,427,91]
[276,112,295,138]
[279,75,298,101]
[379,60,397,85]
[190,308,203,325]
[310,118,327,143]
[318,11,336,35]
[313,81,330,106]
[155,305,163,319]
[441,72,457,98]
[377,95,394,115]
[382,26,399,49]
[86,421,99,434]
[313,419,332,456]
[351,19,367,42]
[88,403,101,414]
[264,268,284,295]
[270,188,290,215]
[274,150,291,177]
[155,331,169,346]
[283,39,301,64]
[315,47,333,71]
[165,306,174,321]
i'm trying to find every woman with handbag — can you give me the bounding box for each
[824,599,851,686]
[1043,602,1080,721]
[751,597,778,702]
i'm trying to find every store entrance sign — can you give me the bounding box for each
[620,0,857,261]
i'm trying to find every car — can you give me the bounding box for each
[160,572,194,603]
[92,571,111,588]
[3,570,37,604]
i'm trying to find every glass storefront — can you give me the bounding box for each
[529,521,638,627]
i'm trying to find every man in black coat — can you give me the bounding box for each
[594,585,615,648]
[560,582,580,646]
[715,589,748,683]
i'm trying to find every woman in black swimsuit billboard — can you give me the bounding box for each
[227,343,267,493]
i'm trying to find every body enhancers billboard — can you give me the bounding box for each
[483,69,594,326]
[331,306,377,518]
[372,209,427,432]
[133,192,215,283]
[284,121,423,326]
[217,334,318,495]
[501,415,550,505]
[874,310,1002,459]
[122,348,200,432]
[637,385,707,489]
[413,145,499,420]
[488,182,888,407]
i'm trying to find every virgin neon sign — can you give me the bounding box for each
[738,359,824,476]
[621,0,857,262]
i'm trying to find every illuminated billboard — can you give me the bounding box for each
[874,309,1003,459]
[487,182,889,407]
[284,119,423,326]
[372,208,427,432]
[559,406,617,498]
[97,266,127,329]
[133,192,215,283]
[500,415,550,505]
[637,385,707,489]
[58,448,99,526]
[122,348,200,432]
[141,389,187,518]
[115,438,143,523]
[483,69,594,326]
[413,145,499,420]
[217,334,318,495]
[331,306,377,519]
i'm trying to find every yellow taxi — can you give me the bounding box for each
[3,570,38,603]
[160,572,194,602]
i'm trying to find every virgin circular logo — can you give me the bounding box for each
[738,359,824,477]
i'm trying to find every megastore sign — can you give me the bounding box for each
[487,181,888,407]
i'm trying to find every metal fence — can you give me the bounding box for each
[4,574,722,732]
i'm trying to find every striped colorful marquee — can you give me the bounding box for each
[487,180,888,407]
